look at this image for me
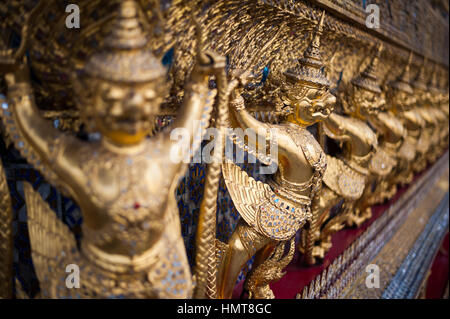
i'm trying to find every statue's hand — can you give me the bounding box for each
[1,1,45,74]
[0,47,24,74]
[193,50,226,78]
[229,68,254,88]
[191,15,226,78]
[4,57,31,90]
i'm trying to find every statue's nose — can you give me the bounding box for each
[124,93,145,116]
[328,93,337,105]
[128,92,144,108]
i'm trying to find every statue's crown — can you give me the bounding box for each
[427,64,440,93]
[84,0,166,83]
[412,57,428,92]
[284,11,330,88]
[389,52,413,94]
[351,44,383,94]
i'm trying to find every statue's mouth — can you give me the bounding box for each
[105,116,152,135]
[312,101,333,118]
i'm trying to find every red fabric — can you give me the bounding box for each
[232,152,447,299]
[425,232,449,299]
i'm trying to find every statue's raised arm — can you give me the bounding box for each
[1,0,79,196]
[162,18,225,172]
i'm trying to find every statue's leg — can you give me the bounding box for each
[300,186,341,264]
[217,219,271,299]
[348,177,374,227]
[241,240,277,296]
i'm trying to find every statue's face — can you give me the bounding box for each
[90,79,165,145]
[352,86,384,117]
[413,89,427,107]
[442,92,449,109]
[441,95,449,116]
[424,90,442,107]
[438,92,449,106]
[290,86,336,125]
[390,89,416,111]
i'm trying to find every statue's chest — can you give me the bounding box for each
[79,148,170,216]
[281,125,324,169]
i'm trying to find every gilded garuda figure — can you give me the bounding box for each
[298,46,384,264]
[389,56,426,177]
[217,11,335,298]
[385,56,422,186]
[419,67,448,162]
[349,47,407,207]
[428,96,448,158]
[436,72,449,152]
[363,53,416,202]
[0,0,224,298]
[438,74,449,121]
[416,71,439,164]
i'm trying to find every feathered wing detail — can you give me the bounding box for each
[0,162,13,298]
[398,137,416,162]
[24,182,78,297]
[369,147,396,177]
[223,162,311,241]
[323,155,365,200]
[222,162,269,228]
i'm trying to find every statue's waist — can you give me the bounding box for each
[270,172,313,195]
[339,152,372,176]
[381,139,403,156]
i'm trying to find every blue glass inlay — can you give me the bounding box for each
[162,47,175,67]
[260,65,270,84]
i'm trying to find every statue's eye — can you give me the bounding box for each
[104,88,125,101]
[316,90,325,99]
[144,89,157,100]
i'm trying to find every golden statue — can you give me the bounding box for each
[420,68,448,162]
[0,0,224,298]
[217,11,335,298]
[390,57,426,177]
[353,48,407,207]
[364,53,415,202]
[298,45,386,264]
[438,74,449,122]
[436,73,449,151]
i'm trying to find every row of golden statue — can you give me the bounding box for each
[0,0,448,299]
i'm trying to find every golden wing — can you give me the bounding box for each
[221,162,270,228]
[23,182,78,296]
[323,155,366,200]
[398,138,416,162]
[369,147,396,177]
[0,161,13,299]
